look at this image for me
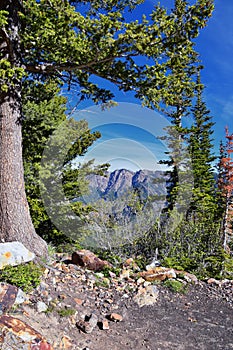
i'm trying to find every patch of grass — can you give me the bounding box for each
[101,265,121,277]
[163,279,187,293]
[57,307,76,317]
[44,298,59,314]
[0,262,43,292]
[47,243,57,259]
[45,305,55,313]
[94,277,110,288]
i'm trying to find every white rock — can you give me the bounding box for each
[36,301,48,313]
[133,285,159,307]
[122,293,129,298]
[143,281,151,287]
[0,242,35,269]
[15,288,28,304]
[137,277,145,285]
[146,259,161,271]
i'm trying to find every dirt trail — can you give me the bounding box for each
[15,258,233,350]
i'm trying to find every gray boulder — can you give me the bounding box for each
[0,242,35,269]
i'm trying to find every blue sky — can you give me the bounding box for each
[195,0,233,146]
[76,103,171,171]
[72,0,233,172]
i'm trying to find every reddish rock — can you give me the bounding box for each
[124,258,134,266]
[31,340,52,350]
[0,283,27,315]
[0,315,53,349]
[140,267,176,282]
[59,335,72,349]
[119,269,130,280]
[175,270,198,283]
[74,298,83,305]
[100,319,110,330]
[109,313,123,322]
[71,249,111,271]
[0,283,18,314]
[123,258,139,270]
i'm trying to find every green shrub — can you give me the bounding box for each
[221,257,233,279]
[162,257,184,271]
[101,265,121,277]
[200,255,223,279]
[93,248,122,265]
[0,262,43,292]
[134,256,147,270]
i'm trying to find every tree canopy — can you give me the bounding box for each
[1,0,214,105]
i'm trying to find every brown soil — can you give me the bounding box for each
[104,284,233,350]
[14,256,233,350]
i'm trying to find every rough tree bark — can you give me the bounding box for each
[0,0,48,257]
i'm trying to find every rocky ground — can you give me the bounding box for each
[0,250,233,350]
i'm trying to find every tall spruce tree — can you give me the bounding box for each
[152,70,224,274]
[158,0,201,222]
[0,0,214,256]
[137,0,217,267]
[179,71,225,272]
[188,71,217,216]
[158,72,225,274]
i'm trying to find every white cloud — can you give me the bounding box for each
[223,95,233,122]
[78,138,166,171]
[73,102,174,171]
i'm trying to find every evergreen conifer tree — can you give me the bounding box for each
[153,71,225,275]
[188,70,217,217]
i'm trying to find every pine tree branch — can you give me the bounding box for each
[25,51,139,75]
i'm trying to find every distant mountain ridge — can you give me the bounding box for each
[75,169,170,247]
[84,169,168,202]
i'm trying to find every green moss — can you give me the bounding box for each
[163,279,187,293]
[94,276,110,288]
[0,262,43,292]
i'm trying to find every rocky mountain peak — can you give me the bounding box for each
[104,169,134,197]
[85,168,168,202]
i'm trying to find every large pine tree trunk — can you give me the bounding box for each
[0,92,48,257]
[0,0,47,257]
